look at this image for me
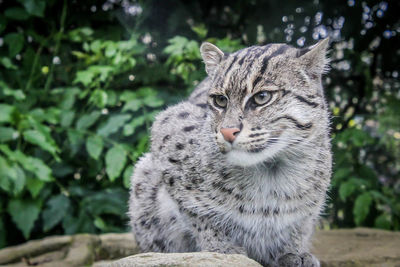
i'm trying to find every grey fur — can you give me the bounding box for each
[129,39,331,266]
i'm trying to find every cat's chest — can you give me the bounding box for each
[189,171,312,228]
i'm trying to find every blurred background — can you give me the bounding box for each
[0,0,399,248]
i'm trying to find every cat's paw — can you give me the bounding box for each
[299,252,320,267]
[277,252,320,267]
[277,253,302,267]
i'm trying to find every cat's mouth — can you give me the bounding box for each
[221,138,283,167]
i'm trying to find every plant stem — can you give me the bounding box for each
[44,0,67,92]
[25,45,43,91]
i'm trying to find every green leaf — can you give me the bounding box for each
[123,165,133,189]
[120,91,137,102]
[62,210,95,235]
[94,216,107,231]
[73,70,95,86]
[7,198,42,239]
[18,0,46,17]
[191,24,208,38]
[81,188,128,216]
[60,110,75,127]
[11,164,26,196]
[332,167,352,186]
[26,178,44,198]
[0,104,15,123]
[73,66,113,86]
[86,135,103,160]
[0,156,12,192]
[23,130,59,157]
[374,213,391,230]
[3,87,26,100]
[122,99,142,112]
[105,145,127,181]
[76,111,101,130]
[0,57,18,70]
[27,117,58,146]
[89,89,108,108]
[0,146,54,182]
[339,180,357,202]
[68,27,94,42]
[353,192,373,226]
[4,7,29,20]
[0,127,17,142]
[97,114,131,137]
[90,40,102,53]
[58,87,80,110]
[338,177,369,202]
[67,129,84,156]
[24,156,53,182]
[0,157,24,195]
[123,116,145,136]
[4,33,24,57]
[143,95,164,108]
[42,195,71,232]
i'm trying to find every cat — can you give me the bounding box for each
[128,38,331,266]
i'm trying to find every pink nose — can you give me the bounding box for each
[220,128,240,143]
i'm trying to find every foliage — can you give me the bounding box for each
[0,0,399,248]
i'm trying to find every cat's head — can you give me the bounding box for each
[200,39,330,167]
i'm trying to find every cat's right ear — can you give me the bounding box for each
[200,42,224,76]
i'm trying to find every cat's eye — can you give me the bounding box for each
[213,95,228,108]
[253,91,271,106]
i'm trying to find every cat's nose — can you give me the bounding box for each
[220,128,240,143]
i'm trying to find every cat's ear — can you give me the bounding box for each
[200,42,224,76]
[299,38,330,76]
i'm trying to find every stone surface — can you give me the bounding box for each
[0,235,72,266]
[94,252,262,267]
[0,228,399,266]
[312,228,400,267]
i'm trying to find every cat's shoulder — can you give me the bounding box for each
[150,100,207,158]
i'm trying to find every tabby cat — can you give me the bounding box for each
[129,38,332,266]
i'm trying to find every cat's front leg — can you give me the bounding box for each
[197,227,247,255]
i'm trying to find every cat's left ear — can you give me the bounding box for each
[200,42,224,76]
[299,38,330,76]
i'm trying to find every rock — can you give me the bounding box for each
[0,228,399,266]
[0,234,138,267]
[0,235,72,265]
[97,233,141,261]
[93,252,262,267]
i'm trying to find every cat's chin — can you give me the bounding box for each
[225,149,276,167]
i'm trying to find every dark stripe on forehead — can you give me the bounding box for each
[223,54,240,77]
[261,44,290,74]
[252,44,291,90]
[238,46,258,66]
[242,46,272,79]
[214,54,238,88]
[252,76,263,91]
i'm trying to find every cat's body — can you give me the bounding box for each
[129,40,331,266]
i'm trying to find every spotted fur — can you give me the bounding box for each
[129,39,331,266]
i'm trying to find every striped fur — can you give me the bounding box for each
[129,39,331,266]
